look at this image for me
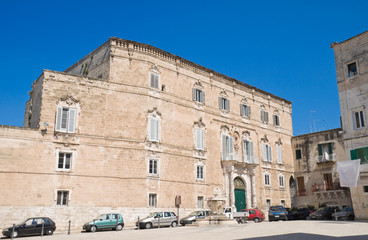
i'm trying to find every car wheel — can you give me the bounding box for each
[90,225,97,232]
[254,217,260,223]
[11,231,18,238]
[171,221,178,227]
[46,229,54,235]
[306,216,311,220]
[145,222,152,229]
[116,224,123,231]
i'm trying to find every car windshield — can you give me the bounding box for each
[342,207,352,212]
[189,212,198,216]
[269,206,283,211]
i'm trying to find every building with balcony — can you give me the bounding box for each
[331,31,368,219]
[0,38,293,229]
[291,128,352,209]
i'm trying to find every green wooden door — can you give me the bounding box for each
[234,189,246,211]
[234,177,246,211]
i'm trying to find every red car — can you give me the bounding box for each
[241,209,265,223]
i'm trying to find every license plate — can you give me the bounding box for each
[275,215,279,218]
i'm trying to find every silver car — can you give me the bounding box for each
[136,212,178,229]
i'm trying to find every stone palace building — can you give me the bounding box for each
[0,38,293,229]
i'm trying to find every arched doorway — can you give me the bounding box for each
[234,177,246,211]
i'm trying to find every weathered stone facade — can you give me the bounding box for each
[0,38,293,230]
[332,31,368,219]
[291,128,352,209]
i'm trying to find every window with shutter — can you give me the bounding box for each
[261,110,269,123]
[241,104,250,117]
[196,165,204,180]
[149,159,158,174]
[150,73,159,89]
[277,146,283,164]
[265,174,270,186]
[263,144,272,162]
[148,117,160,142]
[279,175,284,187]
[222,135,234,160]
[55,107,77,133]
[58,152,72,170]
[273,115,280,127]
[195,128,204,150]
[219,97,229,111]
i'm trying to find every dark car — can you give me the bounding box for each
[2,217,56,238]
[292,208,312,220]
[180,210,211,226]
[309,206,340,220]
[285,208,294,220]
[268,206,288,221]
[241,209,266,222]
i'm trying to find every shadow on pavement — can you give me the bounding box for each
[236,233,368,240]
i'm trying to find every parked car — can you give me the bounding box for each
[136,212,178,229]
[223,206,248,223]
[2,217,56,238]
[309,206,340,220]
[285,208,294,220]
[180,210,211,226]
[241,209,265,222]
[292,208,313,220]
[83,213,124,232]
[332,207,355,220]
[268,206,288,221]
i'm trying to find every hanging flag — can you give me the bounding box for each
[337,159,361,187]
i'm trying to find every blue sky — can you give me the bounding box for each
[0,0,367,135]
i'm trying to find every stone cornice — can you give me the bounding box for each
[109,37,292,105]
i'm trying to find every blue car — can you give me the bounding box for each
[268,206,288,221]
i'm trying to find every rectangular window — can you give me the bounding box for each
[265,174,270,186]
[57,191,69,206]
[219,97,230,111]
[197,196,204,208]
[281,200,285,207]
[262,144,272,162]
[240,104,251,117]
[58,152,72,170]
[196,165,204,180]
[195,128,205,150]
[243,140,254,163]
[193,88,205,103]
[149,193,157,207]
[150,73,159,89]
[148,117,160,142]
[353,110,365,129]
[318,143,333,162]
[296,149,302,160]
[261,110,269,123]
[266,199,271,210]
[277,146,283,164]
[348,62,357,77]
[363,186,368,193]
[149,159,158,175]
[222,135,234,160]
[350,147,368,164]
[273,115,280,127]
[279,175,284,187]
[55,107,76,133]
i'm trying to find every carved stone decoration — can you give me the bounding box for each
[53,133,80,145]
[194,80,203,89]
[241,97,247,104]
[148,107,162,117]
[220,89,228,97]
[242,130,250,139]
[261,134,269,143]
[276,138,283,146]
[194,118,206,128]
[150,64,160,73]
[58,95,80,106]
[220,125,230,132]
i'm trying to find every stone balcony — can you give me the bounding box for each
[316,153,336,164]
[312,183,349,199]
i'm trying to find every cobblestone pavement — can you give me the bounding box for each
[3,220,368,240]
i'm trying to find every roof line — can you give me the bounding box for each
[330,31,368,48]
[109,37,292,104]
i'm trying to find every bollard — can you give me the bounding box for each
[137,217,140,230]
[158,216,160,229]
[11,224,15,240]
[68,220,71,235]
[334,209,338,221]
[41,222,44,237]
